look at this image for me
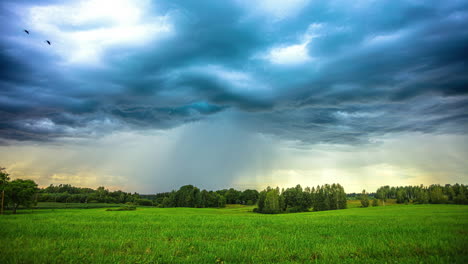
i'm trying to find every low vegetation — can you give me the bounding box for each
[2,167,468,263]
[1,204,467,263]
[105,205,136,211]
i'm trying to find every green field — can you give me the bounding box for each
[1,204,467,263]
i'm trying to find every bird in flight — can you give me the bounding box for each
[22,30,52,45]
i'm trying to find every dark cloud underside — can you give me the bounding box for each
[1,0,467,144]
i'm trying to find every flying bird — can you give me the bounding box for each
[45,40,51,45]
[24,29,29,34]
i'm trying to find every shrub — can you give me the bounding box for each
[106,205,136,211]
[136,199,153,206]
[286,206,305,213]
[360,190,370,207]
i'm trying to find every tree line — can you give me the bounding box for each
[37,184,151,205]
[359,184,468,207]
[149,185,260,208]
[255,184,347,214]
[2,166,467,214]
[0,167,156,214]
[376,184,467,205]
[0,166,261,213]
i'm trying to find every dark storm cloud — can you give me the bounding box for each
[0,0,467,144]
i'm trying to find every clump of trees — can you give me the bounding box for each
[254,184,347,214]
[375,184,467,205]
[146,187,260,208]
[37,184,148,205]
[1,168,38,214]
[155,185,226,208]
[215,188,260,205]
[359,190,380,207]
[347,191,376,200]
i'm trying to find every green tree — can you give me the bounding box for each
[337,184,347,209]
[161,191,176,207]
[225,188,241,204]
[0,167,10,214]
[428,185,448,204]
[217,194,226,208]
[454,187,467,204]
[371,198,378,206]
[256,187,270,212]
[263,189,281,214]
[4,179,38,214]
[414,188,429,204]
[360,190,370,207]
[376,186,389,206]
[396,189,409,204]
[241,189,259,205]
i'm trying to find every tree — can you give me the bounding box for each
[217,194,226,208]
[336,184,348,209]
[414,188,429,204]
[161,195,175,207]
[360,190,370,207]
[454,187,467,204]
[428,185,448,204]
[376,186,389,206]
[263,189,281,214]
[256,189,268,212]
[4,179,38,214]
[372,198,378,206]
[0,167,10,214]
[241,189,259,205]
[225,188,241,204]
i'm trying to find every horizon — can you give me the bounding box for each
[20,181,468,195]
[1,0,467,193]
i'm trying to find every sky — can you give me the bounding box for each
[0,0,467,193]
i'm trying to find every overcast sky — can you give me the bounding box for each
[1,0,467,193]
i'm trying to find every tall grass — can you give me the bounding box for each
[1,204,467,263]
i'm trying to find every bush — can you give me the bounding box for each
[106,205,136,211]
[359,190,370,207]
[360,198,369,207]
[136,199,153,206]
[286,206,306,213]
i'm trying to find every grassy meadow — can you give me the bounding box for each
[1,204,467,263]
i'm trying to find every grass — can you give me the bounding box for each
[1,204,467,263]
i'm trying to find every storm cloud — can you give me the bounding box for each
[1,0,467,144]
[0,0,467,191]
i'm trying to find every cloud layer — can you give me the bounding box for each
[1,1,467,191]
[1,0,467,145]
